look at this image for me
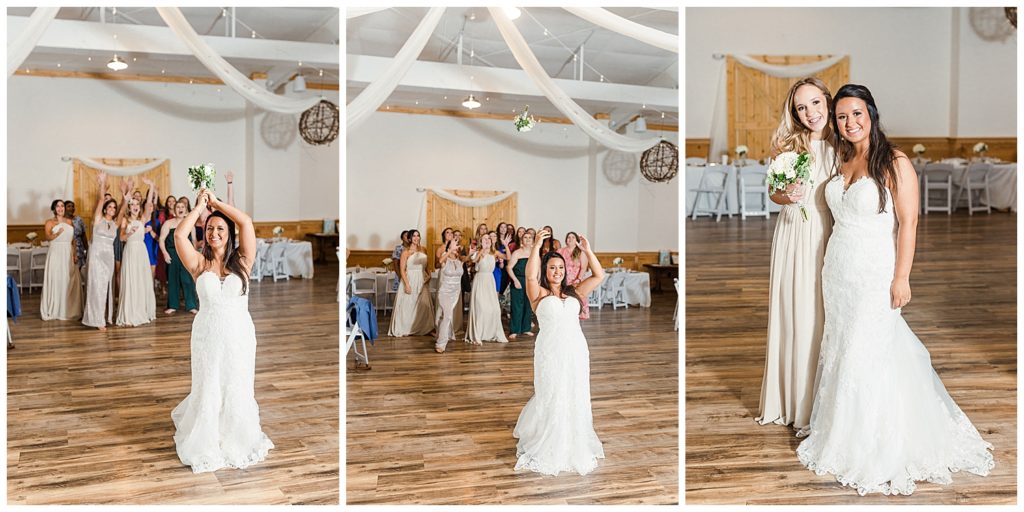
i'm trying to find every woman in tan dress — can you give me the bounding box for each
[388,229,434,337]
[40,199,83,321]
[465,234,507,344]
[756,77,836,431]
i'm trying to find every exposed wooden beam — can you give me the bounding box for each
[14,68,339,90]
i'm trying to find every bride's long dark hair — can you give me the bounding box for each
[539,251,583,310]
[201,211,248,294]
[831,83,900,213]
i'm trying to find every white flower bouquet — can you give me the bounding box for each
[187,163,216,191]
[973,142,988,154]
[272,226,284,236]
[735,145,749,158]
[382,257,393,266]
[26,232,37,242]
[765,151,813,221]
[612,257,624,266]
[913,144,926,155]
[513,107,537,132]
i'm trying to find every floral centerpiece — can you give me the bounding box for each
[973,142,988,158]
[382,257,394,271]
[187,163,216,191]
[513,107,537,132]
[735,145,749,159]
[272,226,284,237]
[765,151,813,221]
[612,257,624,268]
[25,232,37,244]
[913,144,926,156]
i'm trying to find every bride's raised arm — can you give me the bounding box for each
[206,189,256,274]
[573,235,604,298]
[175,190,207,277]
[524,228,547,305]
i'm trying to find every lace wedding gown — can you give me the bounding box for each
[172,272,274,473]
[513,295,603,475]
[797,176,994,495]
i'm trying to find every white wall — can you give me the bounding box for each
[6,75,339,224]
[686,7,1015,138]
[346,112,679,253]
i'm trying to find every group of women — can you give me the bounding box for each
[386,223,595,354]
[39,171,237,330]
[756,79,994,494]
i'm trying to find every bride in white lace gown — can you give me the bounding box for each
[513,228,605,476]
[170,188,273,473]
[797,84,993,495]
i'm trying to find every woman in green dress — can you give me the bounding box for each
[159,197,199,314]
[507,229,535,339]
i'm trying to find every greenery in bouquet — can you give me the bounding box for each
[187,163,216,191]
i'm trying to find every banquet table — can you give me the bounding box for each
[602,270,651,307]
[7,243,47,289]
[914,159,1017,211]
[256,239,315,279]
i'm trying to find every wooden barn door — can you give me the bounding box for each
[727,55,849,160]
[426,190,517,268]
[73,158,171,239]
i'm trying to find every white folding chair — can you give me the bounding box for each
[250,242,265,282]
[268,242,290,281]
[606,272,629,310]
[673,278,680,331]
[738,164,770,219]
[7,247,22,290]
[345,302,370,369]
[383,271,399,314]
[690,165,732,221]
[28,248,47,294]
[351,271,379,310]
[923,163,955,215]
[956,162,992,215]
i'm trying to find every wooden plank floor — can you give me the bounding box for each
[346,294,679,505]
[7,264,340,505]
[685,212,1017,505]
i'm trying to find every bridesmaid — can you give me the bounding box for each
[507,230,535,339]
[434,227,454,269]
[388,229,434,336]
[143,183,160,279]
[538,225,561,257]
[40,199,83,321]
[159,197,199,314]
[465,234,507,344]
[154,194,176,293]
[83,173,127,329]
[434,239,463,353]
[756,77,836,431]
[557,232,591,320]
[489,230,510,293]
[116,180,157,326]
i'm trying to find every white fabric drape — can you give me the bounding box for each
[709,54,847,160]
[562,7,678,53]
[429,189,514,207]
[7,7,59,77]
[347,7,446,131]
[156,7,319,114]
[76,157,169,176]
[490,7,660,153]
[347,7,391,19]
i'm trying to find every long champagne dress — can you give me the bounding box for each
[115,220,156,326]
[465,254,507,343]
[40,222,83,321]
[82,218,116,328]
[388,251,434,336]
[434,257,463,351]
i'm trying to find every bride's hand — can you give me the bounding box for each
[890,277,911,309]
[578,234,591,252]
[196,188,210,208]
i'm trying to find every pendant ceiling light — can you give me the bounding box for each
[462,94,481,109]
[107,55,127,71]
[504,7,522,20]
[292,74,307,92]
[635,116,648,133]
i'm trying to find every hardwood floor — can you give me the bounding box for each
[346,294,679,504]
[7,264,340,505]
[685,212,1017,504]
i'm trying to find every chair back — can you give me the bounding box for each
[923,162,955,183]
[29,248,48,268]
[738,165,768,188]
[351,271,378,294]
[965,161,993,181]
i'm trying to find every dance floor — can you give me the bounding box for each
[346,292,679,504]
[7,264,340,505]
[685,212,1017,505]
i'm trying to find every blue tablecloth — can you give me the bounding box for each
[7,275,21,320]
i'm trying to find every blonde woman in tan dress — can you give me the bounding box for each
[756,77,836,431]
[388,230,434,337]
[465,234,507,344]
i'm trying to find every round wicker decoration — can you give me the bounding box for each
[640,140,678,183]
[299,100,339,146]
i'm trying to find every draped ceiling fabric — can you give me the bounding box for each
[7,7,59,76]
[156,7,319,114]
[346,6,446,131]
[709,54,847,160]
[428,188,514,207]
[562,7,678,53]
[346,7,391,19]
[489,7,660,153]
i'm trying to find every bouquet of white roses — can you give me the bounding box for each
[513,107,537,132]
[765,151,813,221]
[187,163,216,191]
[272,226,284,236]
[973,142,988,154]
[612,257,624,266]
[913,144,926,155]
[26,232,37,242]
[735,145,749,158]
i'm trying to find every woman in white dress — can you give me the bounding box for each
[41,199,83,321]
[116,180,157,327]
[434,239,463,353]
[388,229,434,337]
[756,77,836,431]
[797,84,993,495]
[465,234,507,344]
[514,228,605,475]
[171,188,273,473]
[82,173,127,330]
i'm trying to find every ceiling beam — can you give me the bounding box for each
[8,15,339,67]
[347,54,677,109]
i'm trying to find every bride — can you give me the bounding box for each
[797,84,994,495]
[170,188,273,473]
[513,228,605,476]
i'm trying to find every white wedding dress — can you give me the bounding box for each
[797,176,994,495]
[172,271,274,473]
[513,295,604,476]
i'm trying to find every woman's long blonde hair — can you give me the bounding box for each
[769,77,833,158]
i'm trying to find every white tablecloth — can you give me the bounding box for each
[912,159,1016,212]
[256,239,314,279]
[7,244,47,288]
[601,270,651,307]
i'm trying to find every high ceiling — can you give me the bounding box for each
[346,7,678,124]
[9,7,340,85]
